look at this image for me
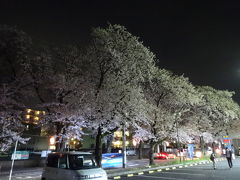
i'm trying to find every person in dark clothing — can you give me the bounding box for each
[210,152,216,169]
[225,147,233,168]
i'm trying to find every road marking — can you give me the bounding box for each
[139,175,186,179]
[149,170,154,173]
[127,174,134,177]
[13,173,42,178]
[16,176,36,179]
[172,167,176,169]
[157,169,162,172]
[165,167,170,170]
[113,176,121,179]
[160,172,205,176]
[138,172,144,175]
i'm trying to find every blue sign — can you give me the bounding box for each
[102,153,122,168]
[187,144,194,159]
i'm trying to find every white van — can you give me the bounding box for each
[41,152,107,180]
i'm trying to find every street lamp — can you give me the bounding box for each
[122,112,128,168]
[175,112,181,162]
[122,122,127,168]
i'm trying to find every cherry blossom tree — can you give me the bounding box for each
[0,83,29,152]
[84,24,157,166]
[142,69,202,165]
[0,25,31,151]
[24,46,88,151]
[197,86,240,137]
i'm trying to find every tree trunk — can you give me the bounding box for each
[212,141,216,153]
[138,140,143,159]
[106,134,113,153]
[200,136,205,156]
[55,122,64,152]
[95,126,102,167]
[149,140,156,165]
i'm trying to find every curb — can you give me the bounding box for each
[108,158,225,179]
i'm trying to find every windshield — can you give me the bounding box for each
[69,154,98,170]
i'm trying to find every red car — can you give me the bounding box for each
[154,152,176,159]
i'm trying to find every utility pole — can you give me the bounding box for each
[122,122,127,168]
[176,120,181,162]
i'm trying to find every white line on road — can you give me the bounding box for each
[139,175,186,180]
[188,165,240,168]
[16,175,41,179]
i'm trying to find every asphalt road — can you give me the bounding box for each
[0,168,42,180]
[0,158,149,180]
[1,158,239,180]
[117,158,240,180]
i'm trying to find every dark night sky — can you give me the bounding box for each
[1,0,240,102]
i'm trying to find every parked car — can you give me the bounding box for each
[154,152,176,159]
[41,151,107,180]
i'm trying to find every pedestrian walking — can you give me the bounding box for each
[210,152,216,169]
[225,147,233,168]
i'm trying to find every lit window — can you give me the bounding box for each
[34,116,39,121]
[26,109,32,113]
[112,140,122,148]
[114,131,122,138]
[35,111,40,115]
[26,115,31,119]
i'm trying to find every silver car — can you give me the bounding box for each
[41,152,107,180]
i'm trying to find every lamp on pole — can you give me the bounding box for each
[122,122,127,168]
[175,112,181,162]
[122,113,127,168]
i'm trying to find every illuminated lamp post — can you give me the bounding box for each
[175,112,181,162]
[122,122,127,168]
